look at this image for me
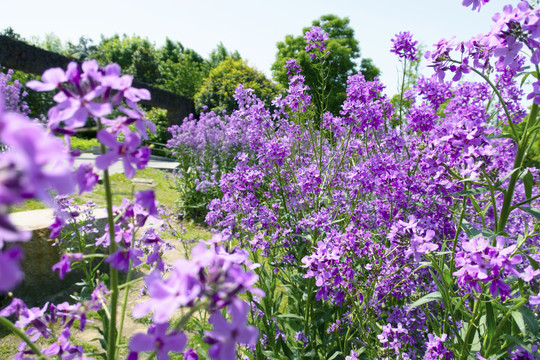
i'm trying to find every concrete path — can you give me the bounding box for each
[74,152,179,176]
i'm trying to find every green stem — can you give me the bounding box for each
[116,265,133,348]
[0,316,46,359]
[485,298,528,355]
[103,167,119,360]
[97,118,119,360]
[459,297,481,360]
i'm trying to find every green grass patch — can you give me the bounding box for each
[74,168,179,211]
[70,137,100,152]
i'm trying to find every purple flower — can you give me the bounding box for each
[183,348,199,360]
[132,268,202,324]
[95,129,149,179]
[0,101,75,205]
[205,300,258,360]
[105,248,143,272]
[424,333,452,360]
[26,67,67,92]
[519,265,540,282]
[391,31,419,61]
[530,292,540,305]
[74,163,99,194]
[52,253,83,280]
[128,323,186,360]
[0,247,24,293]
[42,327,84,358]
[462,0,489,11]
[304,26,330,60]
[134,190,159,217]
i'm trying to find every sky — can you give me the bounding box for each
[1,0,509,95]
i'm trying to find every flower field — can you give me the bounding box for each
[1,0,540,359]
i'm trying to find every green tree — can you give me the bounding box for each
[195,58,282,114]
[94,35,159,85]
[156,38,208,98]
[208,42,242,69]
[272,14,380,115]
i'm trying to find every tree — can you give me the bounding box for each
[272,14,380,115]
[194,58,282,114]
[208,42,242,69]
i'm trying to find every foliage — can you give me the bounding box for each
[194,58,282,114]
[272,14,380,115]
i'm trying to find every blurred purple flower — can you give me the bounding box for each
[0,247,24,293]
[128,323,186,360]
[52,253,83,280]
[205,300,258,360]
[95,129,150,179]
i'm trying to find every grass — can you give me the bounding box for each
[10,168,179,213]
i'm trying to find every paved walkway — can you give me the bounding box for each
[74,152,179,176]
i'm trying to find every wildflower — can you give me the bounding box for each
[204,300,258,360]
[391,31,419,61]
[128,323,186,360]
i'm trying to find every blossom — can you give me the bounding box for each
[52,253,83,280]
[0,247,24,293]
[462,0,489,12]
[74,163,99,194]
[304,26,329,60]
[105,248,143,273]
[128,323,186,360]
[95,129,150,178]
[0,99,75,206]
[391,31,419,61]
[204,300,258,360]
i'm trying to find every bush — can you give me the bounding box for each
[194,58,282,114]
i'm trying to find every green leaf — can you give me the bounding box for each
[461,221,481,238]
[277,313,304,321]
[518,206,540,221]
[525,255,540,270]
[520,71,533,87]
[521,170,534,200]
[511,310,528,337]
[450,187,489,197]
[517,306,538,335]
[485,301,496,340]
[278,338,294,359]
[409,291,442,310]
[328,351,343,360]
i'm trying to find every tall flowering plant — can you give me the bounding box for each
[195,1,540,359]
[0,60,264,359]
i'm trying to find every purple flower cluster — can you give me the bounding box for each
[304,26,330,60]
[0,292,107,359]
[27,60,154,178]
[453,236,522,300]
[426,1,540,105]
[0,67,30,115]
[132,238,263,358]
[390,31,419,61]
[0,94,75,292]
[190,5,540,357]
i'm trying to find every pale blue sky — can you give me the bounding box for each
[1,0,509,94]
